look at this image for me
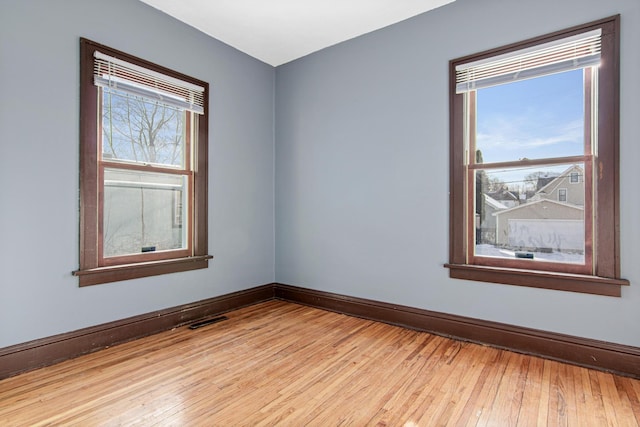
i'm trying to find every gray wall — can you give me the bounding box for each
[2,0,639,351]
[275,0,640,346]
[0,0,275,348]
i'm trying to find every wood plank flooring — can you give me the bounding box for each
[1,300,639,426]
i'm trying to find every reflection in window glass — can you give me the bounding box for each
[103,169,188,257]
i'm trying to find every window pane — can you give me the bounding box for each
[103,169,188,258]
[102,88,186,168]
[475,69,585,164]
[474,163,585,264]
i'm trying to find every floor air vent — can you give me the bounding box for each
[188,316,229,330]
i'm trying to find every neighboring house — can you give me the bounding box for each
[494,199,584,251]
[493,165,586,252]
[529,165,584,206]
[534,173,559,191]
[486,188,520,208]
[477,194,508,244]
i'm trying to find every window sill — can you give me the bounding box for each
[73,255,213,287]
[444,263,629,297]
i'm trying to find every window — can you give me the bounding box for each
[558,188,567,202]
[570,172,580,183]
[74,38,211,286]
[447,16,629,296]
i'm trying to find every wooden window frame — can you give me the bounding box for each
[446,16,629,297]
[74,38,211,286]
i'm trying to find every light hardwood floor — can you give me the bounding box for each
[1,300,639,426]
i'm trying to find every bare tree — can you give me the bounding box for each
[102,89,184,165]
[475,150,489,242]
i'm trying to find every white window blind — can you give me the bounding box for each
[93,51,205,114]
[455,29,601,93]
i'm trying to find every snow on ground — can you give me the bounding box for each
[474,244,584,264]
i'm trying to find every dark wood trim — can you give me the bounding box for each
[79,38,99,270]
[467,155,591,171]
[448,15,624,294]
[77,38,210,286]
[99,160,192,175]
[445,264,627,297]
[73,255,213,287]
[3,282,638,381]
[449,59,466,266]
[450,15,621,70]
[273,283,640,379]
[193,76,209,258]
[0,284,275,380]
[594,16,621,279]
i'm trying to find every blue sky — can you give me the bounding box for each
[476,68,584,163]
[474,68,585,189]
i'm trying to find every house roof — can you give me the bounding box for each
[487,189,519,201]
[493,198,584,216]
[484,194,508,210]
[535,174,559,191]
[535,164,583,196]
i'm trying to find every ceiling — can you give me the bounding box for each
[139,0,455,66]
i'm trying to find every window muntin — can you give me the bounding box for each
[447,16,627,296]
[75,38,210,286]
